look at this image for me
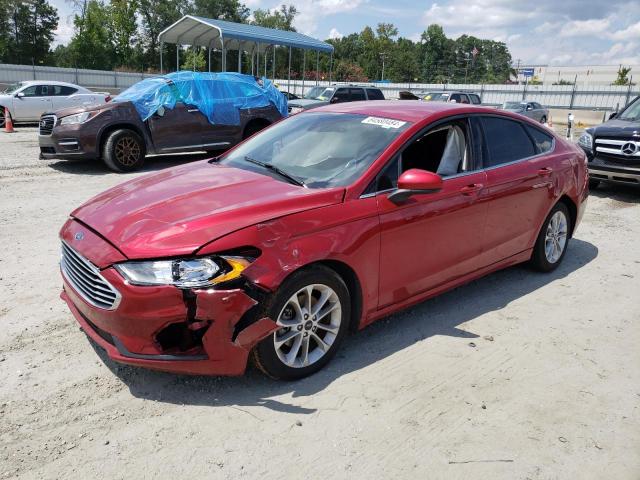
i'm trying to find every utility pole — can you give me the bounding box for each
[380,53,387,81]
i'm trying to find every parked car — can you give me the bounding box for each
[281,92,300,100]
[419,91,482,104]
[0,81,108,126]
[500,101,549,123]
[577,95,640,188]
[288,85,385,114]
[39,72,286,172]
[59,101,588,379]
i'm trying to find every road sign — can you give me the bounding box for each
[519,68,535,78]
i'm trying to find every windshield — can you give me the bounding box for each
[220,112,410,188]
[503,101,525,110]
[618,97,640,121]
[2,82,24,94]
[304,86,325,99]
[422,92,449,102]
[315,88,334,101]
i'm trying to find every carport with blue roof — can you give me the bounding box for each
[158,15,335,94]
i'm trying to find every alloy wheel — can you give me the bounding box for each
[0,111,5,128]
[273,284,342,368]
[544,210,568,263]
[115,136,141,166]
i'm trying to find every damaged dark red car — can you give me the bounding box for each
[60,101,588,379]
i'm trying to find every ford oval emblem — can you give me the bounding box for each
[74,232,84,240]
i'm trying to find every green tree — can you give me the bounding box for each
[613,66,632,86]
[191,0,249,22]
[387,37,419,82]
[0,0,11,61]
[138,0,188,71]
[65,0,114,69]
[109,0,138,69]
[252,4,296,30]
[180,47,206,71]
[5,0,58,65]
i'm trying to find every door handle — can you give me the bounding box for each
[538,167,553,177]
[460,183,483,195]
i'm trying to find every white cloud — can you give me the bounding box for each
[558,18,611,37]
[609,21,640,40]
[53,19,74,46]
[293,0,364,35]
[328,27,343,39]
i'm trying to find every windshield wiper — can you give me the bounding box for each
[243,156,306,187]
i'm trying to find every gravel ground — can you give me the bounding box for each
[0,127,639,479]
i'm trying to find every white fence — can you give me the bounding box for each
[1,63,638,111]
[279,79,640,112]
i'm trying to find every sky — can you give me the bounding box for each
[50,0,640,66]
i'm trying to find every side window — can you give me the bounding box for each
[469,94,481,105]
[449,93,461,103]
[481,116,536,167]
[21,86,38,97]
[366,88,385,100]
[54,85,78,96]
[38,85,49,96]
[525,125,554,154]
[459,94,470,104]
[332,88,350,103]
[362,156,399,195]
[350,88,366,101]
[401,119,472,177]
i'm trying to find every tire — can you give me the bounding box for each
[102,129,145,172]
[530,202,571,272]
[589,179,600,190]
[0,109,5,129]
[253,265,351,380]
[243,120,269,140]
[540,115,547,124]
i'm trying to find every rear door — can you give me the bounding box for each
[146,102,205,152]
[350,88,366,102]
[51,85,79,110]
[478,115,558,264]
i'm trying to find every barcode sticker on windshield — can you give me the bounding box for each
[361,117,406,129]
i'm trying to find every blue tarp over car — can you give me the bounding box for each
[113,71,288,126]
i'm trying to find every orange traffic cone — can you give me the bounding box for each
[4,107,15,133]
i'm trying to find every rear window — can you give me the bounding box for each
[481,116,536,167]
[525,125,554,154]
[366,88,385,100]
[469,94,481,104]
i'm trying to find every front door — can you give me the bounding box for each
[375,117,489,308]
[12,85,53,120]
[146,102,204,152]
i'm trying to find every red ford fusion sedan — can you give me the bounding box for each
[59,101,588,380]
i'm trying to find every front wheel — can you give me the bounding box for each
[102,129,145,172]
[253,266,350,380]
[0,109,5,129]
[530,202,570,272]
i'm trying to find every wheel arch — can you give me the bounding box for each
[98,123,147,158]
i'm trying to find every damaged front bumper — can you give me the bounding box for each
[59,221,277,376]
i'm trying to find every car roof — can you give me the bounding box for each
[19,80,87,89]
[315,100,494,123]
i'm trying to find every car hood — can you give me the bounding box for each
[71,160,344,259]
[289,99,329,108]
[592,118,640,139]
[50,101,124,119]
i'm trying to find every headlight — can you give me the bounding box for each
[114,256,251,288]
[289,106,304,115]
[59,111,97,125]
[577,132,593,150]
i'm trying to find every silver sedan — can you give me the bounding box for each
[501,101,549,123]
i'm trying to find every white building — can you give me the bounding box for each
[516,64,639,86]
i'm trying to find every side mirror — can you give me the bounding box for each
[526,105,533,111]
[156,106,165,117]
[609,112,617,120]
[388,169,443,204]
[16,92,24,98]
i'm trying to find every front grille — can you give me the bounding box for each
[595,138,640,161]
[39,115,56,136]
[61,241,121,310]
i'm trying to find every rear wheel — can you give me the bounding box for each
[102,129,145,172]
[253,265,350,380]
[530,202,570,272]
[540,115,547,124]
[0,109,5,128]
